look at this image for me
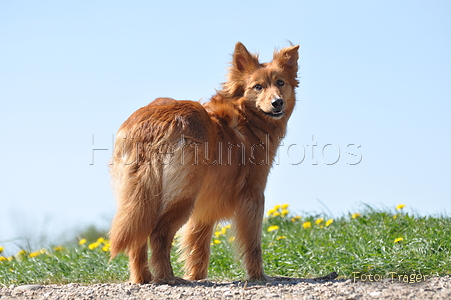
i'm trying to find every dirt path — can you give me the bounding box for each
[1,276,450,299]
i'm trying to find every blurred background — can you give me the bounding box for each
[1,1,450,254]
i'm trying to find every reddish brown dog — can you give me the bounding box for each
[109,42,299,284]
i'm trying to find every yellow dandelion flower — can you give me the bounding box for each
[291,216,301,222]
[326,219,334,227]
[213,239,221,244]
[281,209,289,217]
[315,218,324,225]
[267,225,280,232]
[267,208,276,216]
[88,242,100,250]
[303,221,312,229]
[394,237,403,243]
[16,250,27,257]
[393,214,398,219]
[272,212,281,217]
[29,251,40,258]
[0,256,7,261]
[214,231,221,237]
[79,238,87,245]
[97,237,105,244]
[229,236,235,242]
[53,246,64,251]
[351,213,361,219]
[281,204,289,210]
[224,224,231,229]
[0,246,4,253]
[102,245,110,252]
[276,236,286,240]
[221,227,227,235]
[396,204,406,210]
[274,204,281,211]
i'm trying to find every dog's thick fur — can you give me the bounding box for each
[109,42,299,284]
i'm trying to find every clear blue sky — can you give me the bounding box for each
[1,1,450,252]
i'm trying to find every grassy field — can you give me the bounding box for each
[1,204,450,286]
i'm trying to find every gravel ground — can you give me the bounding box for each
[1,275,450,300]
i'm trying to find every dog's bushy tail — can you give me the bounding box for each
[109,131,162,258]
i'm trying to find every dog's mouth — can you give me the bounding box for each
[263,110,285,119]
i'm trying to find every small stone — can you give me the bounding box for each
[369,291,382,297]
[266,293,280,297]
[43,292,53,297]
[223,290,233,297]
[85,289,94,294]
[15,284,44,291]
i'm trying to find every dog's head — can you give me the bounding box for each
[223,42,299,121]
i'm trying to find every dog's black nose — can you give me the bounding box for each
[271,98,284,109]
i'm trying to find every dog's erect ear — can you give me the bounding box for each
[273,45,299,73]
[232,42,260,73]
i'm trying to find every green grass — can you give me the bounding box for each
[1,204,451,286]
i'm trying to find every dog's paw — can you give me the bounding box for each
[151,276,193,286]
[247,273,270,283]
[130,273,153,284]
[267,275,293,282]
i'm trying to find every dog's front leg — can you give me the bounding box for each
[234,194,269,281]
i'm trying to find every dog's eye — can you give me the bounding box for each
[276,80,285,87]
[254,84,263,91]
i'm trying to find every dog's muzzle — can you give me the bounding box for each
[263,98,285,119]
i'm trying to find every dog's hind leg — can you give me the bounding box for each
[128,242,152,284]
[149,147,206,285]
[149,199,195,285]
[179,218,215,280]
